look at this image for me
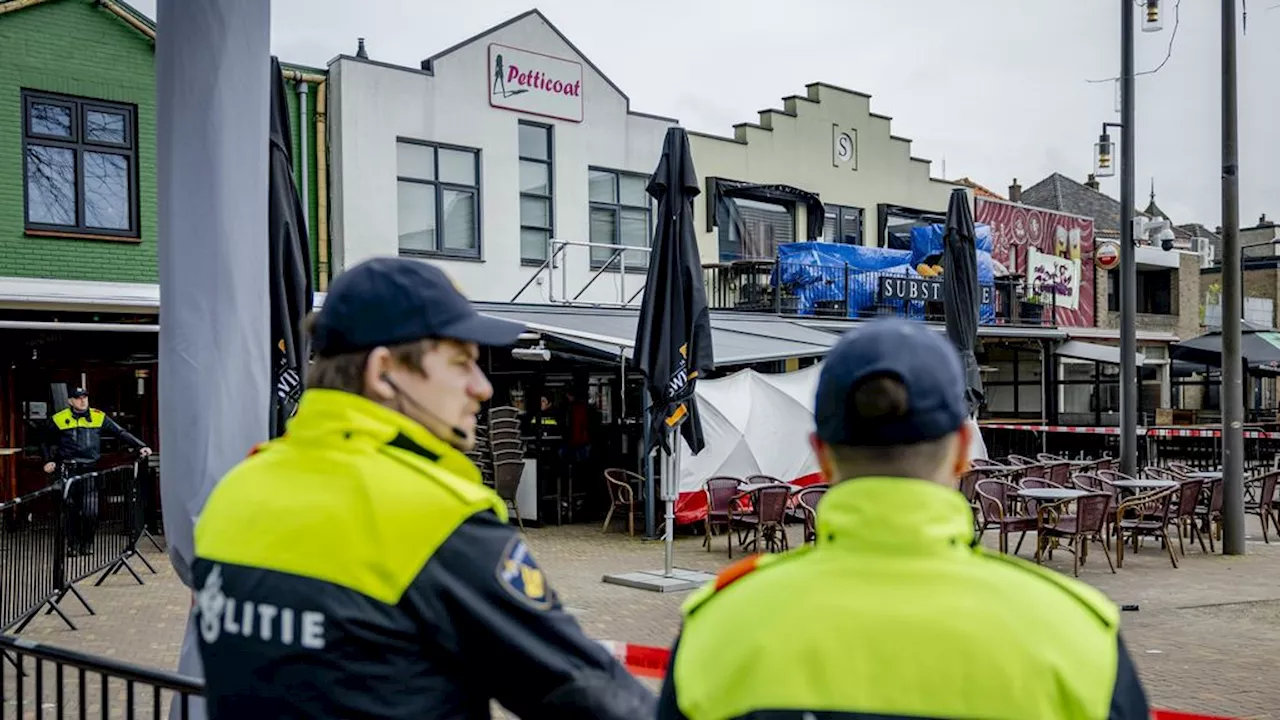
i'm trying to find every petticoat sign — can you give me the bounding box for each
[488,43,584,122]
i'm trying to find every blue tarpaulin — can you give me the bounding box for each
[909,223,993,268]
[774,241,997,322]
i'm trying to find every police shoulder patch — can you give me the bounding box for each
[496,535,554,610]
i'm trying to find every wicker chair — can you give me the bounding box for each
[796,486,827,545]
[602,469,644,536]
[1035,492,1115,576]
[976,479,1037,555]
[733,485,792,553]
[1115,487,1178,569]
[704,477,743,557]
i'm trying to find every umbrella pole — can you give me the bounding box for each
[662,416,686,578]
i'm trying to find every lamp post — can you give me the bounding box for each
[1221,0,1246,555]
[1118,0,1138,479]
[1094,0,1167,478]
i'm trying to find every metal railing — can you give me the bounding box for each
[0,464,158,635]
[511,238,650,307]
[703,260,1059,326]
[0,634,203,719]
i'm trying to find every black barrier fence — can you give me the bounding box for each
[0,633,204,719]
[982,427,1279,474]
[0,487,64,637]
[0,464,160,635]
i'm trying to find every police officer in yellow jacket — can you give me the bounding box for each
[192,258,653,719]
[657,319,1150,720]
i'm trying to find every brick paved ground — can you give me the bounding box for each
[7,515,1280,719]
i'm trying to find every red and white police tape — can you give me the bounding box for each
[982,423,1280,440]
[601,639,1237,718]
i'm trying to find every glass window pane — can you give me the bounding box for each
[85,110,127,144]
[396,142,435,181]
[29,102,72,138]
[438,148,476,186]
[397,181,436,252]
[839,208,862,243]
[588,170,616,203]
[441,189,477,251]
[521,228,549,261]
[619,174,648,206]
[620,208,649,248]
[520,160,549,196]
[25,145,77,226]
[823,210,838,241]
[520,196,550,229]
[590,207,617,264]
[83,152,130,230]
[518,123,549,161]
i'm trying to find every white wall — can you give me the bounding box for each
[328,13,675,305]
[688,82,965,263]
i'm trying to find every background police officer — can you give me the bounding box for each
[42,387,151,555]
[657,319,1150,720]
[192,258,653,719]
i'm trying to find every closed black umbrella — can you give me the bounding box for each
[633,127,714,555]
[268,57,314,437]
[942,188,984,414]
[634,127,714,455]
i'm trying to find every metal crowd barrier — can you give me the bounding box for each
[0,634,203,719]
[0,464,158,635]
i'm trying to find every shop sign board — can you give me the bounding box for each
[879,276,993,305]
[1026,247,1081,310]
[488,43,584,122]
[1096,241,1120,270]
[975,197,1096,327]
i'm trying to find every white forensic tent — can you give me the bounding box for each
[671,362,987,524]
[672,365,824,523]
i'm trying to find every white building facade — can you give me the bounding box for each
[327,10,677,305]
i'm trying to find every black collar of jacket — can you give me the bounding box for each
[387,432,441,463]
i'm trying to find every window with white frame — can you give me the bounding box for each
[395,139,480,258]
[588,168,651,270]
[518,122,553,264]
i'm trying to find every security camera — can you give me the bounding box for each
[1158,226,1176,252]
[511,346,551,362]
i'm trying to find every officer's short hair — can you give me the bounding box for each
[825,375,956,480]
[303,313,436,395]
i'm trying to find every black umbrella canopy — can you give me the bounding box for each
[268,57,314,437]
[1171,325,1280,375]
[633,127,714,455]
[941,188,984,415]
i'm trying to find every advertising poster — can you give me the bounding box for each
[975,197,1096,327]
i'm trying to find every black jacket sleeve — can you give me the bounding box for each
[1109,633,1150,720]
[404,511,655,720]
[41,418,60,462]
[100,415,145,449]
[655,636,691,720]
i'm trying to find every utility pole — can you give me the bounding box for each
[1221,0,1246,555]
[1119,0,1139,478]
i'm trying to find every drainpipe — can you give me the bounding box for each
[314,79,330,290]
[296,78,311,239]
[284,69,330,290]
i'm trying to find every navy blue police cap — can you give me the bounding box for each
[814,319,968,446]
[311,257,526,357]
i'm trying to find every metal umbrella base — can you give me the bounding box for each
[601,567,715,593]
[602,419,716,593]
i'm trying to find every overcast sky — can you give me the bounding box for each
[134,0,1279,229]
